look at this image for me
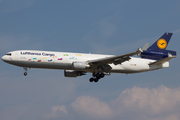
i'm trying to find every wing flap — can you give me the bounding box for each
[88,48,143,65]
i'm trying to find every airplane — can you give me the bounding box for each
[1,33,177,82]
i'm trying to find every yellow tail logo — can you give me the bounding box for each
[157,39,167,49]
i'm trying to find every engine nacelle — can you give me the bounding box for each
[64,70,85,77]
[72,61,87,70]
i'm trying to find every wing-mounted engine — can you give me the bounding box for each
[64,70,86,77]
[65,61,89,77]
[72,61,90,70]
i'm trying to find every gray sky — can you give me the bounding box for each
[0,0,180,120]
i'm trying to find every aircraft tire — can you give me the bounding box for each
[94,78,99,82]
[100,73,105,78]
[89,78,94,82]
[24,72,27,76]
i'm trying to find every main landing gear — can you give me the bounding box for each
[23,67,27,76]
[89,73,105,83]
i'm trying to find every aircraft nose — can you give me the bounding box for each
[1,55,6,61]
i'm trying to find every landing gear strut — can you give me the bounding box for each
[23,67,27,76]
[89,73,105,82]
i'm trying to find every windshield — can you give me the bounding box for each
[6,53,12,56]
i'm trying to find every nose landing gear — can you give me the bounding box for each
[23,67,27,76]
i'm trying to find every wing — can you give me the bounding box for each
[87,48,143,66]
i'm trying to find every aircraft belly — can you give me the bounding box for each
[110,61,150,73]
[28,62,72,69]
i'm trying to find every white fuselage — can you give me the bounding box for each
[1,50,169,74]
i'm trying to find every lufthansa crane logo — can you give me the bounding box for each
[157,39,167,49]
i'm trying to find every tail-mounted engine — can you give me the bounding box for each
[139,50,176,60]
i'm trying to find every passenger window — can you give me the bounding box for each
[6,53,12,56]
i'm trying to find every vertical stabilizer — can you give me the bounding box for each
[148,33,173,51]
[140,33,176,60]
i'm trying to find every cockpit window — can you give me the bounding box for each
[6,53,12,56]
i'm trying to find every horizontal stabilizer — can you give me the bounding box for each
[149,53,176,65]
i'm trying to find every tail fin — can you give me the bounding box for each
[140,33,176,60]
[148,33,173,51]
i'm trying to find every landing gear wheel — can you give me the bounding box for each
[94,78,99,83]
[100,74,105,78]
[23,67,28,76]
[89,78,94,82]
[89,73,105,83]
[24,72,27,76]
